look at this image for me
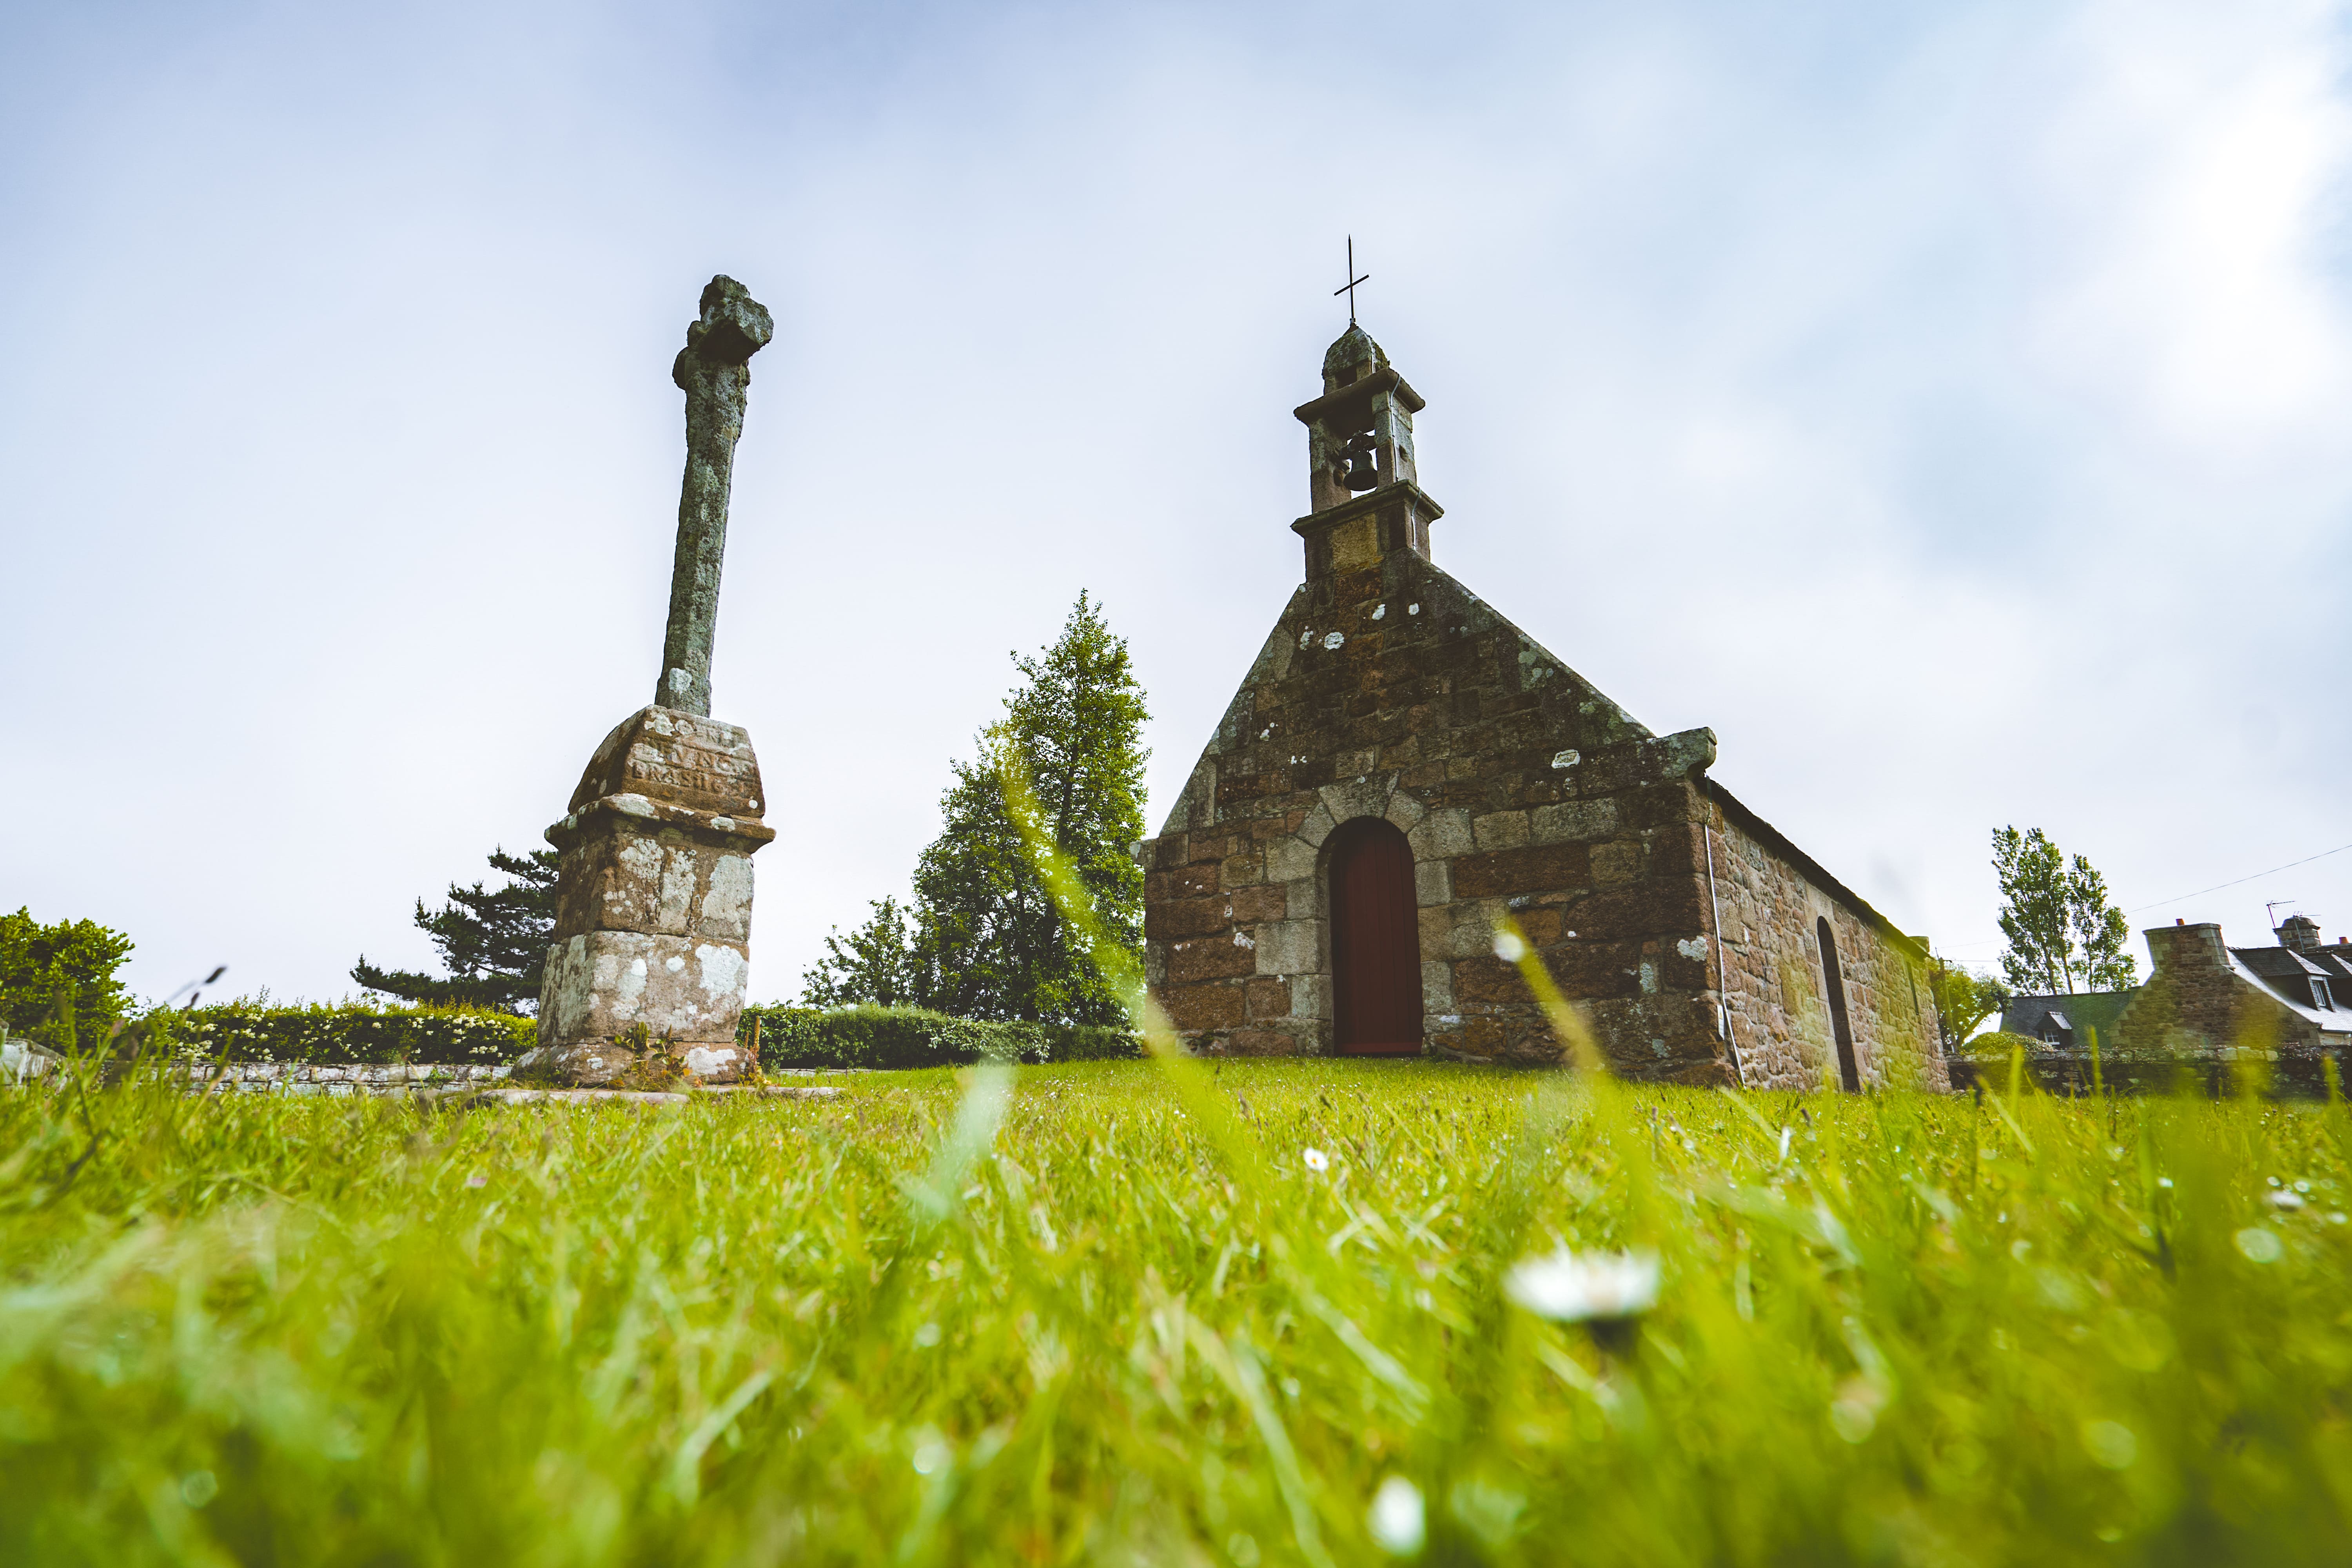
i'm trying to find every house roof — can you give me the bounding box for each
[2234,946,2328,982]
[2002,990,2138,1045]
[2232,944,2351,1020]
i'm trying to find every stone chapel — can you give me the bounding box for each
[1140,324,1949,1090]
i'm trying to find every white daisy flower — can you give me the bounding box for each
[1492,931,1528,962]
[1503,1248,1660,1323]
[1368,1475,1426,1555]
[1302,1147,1330,1172]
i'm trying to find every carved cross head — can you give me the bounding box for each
[684,275,775,367]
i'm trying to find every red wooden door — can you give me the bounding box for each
[1330,818,1424,1054]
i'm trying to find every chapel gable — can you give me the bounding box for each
[1140,323,1946,1090]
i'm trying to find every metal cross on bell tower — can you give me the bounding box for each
[1334,236,1370,325]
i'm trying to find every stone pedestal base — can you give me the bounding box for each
[536,932,754,1083]
[522,706,775,1086]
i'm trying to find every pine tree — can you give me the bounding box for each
[1991,826,2137,995]
[803,592,1148,1022]
[353,846,559,1013]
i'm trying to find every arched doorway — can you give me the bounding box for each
[1815,916,1861,1092]
[1329,817,1424,1055]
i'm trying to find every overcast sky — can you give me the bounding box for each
[4,0,2348,1008]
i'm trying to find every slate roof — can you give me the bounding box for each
[2000,990,2139,1050]
[2234,944,2346,1014]
[2300,944,2352,989]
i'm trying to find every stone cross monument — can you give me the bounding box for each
[528,276,779,1084]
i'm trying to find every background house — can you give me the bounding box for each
[2104,913,2352,1092]
[1998,991,2139,1053]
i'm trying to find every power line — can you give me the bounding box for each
[2123,841,2352,915]
[1931,839,2352,956]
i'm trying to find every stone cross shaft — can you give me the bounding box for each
[657,275,774,717]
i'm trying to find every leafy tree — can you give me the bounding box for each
[800,897,919,1009]
[1,907,135,1052]
[805,592,1148,1023]
[1927,955,2009,1049]
[1992,826,2137,995]
[353,846,558,1013]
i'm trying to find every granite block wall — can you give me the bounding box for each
[1141,536,1945,1085]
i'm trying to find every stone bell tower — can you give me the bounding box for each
[1291,325,1443,579]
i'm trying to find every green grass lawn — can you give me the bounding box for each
[4,1060,2348,1565]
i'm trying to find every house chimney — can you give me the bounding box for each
[2278,913,2323,955]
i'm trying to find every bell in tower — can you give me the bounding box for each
[1290,324,1443,581]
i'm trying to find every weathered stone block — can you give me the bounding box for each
[1451,842,1591,900]
[1532,799,1616,843]
[1247,977,1294,1020]
[1472,810,1530,851]
[1254,920,1322,976]
[1407,808,1475,860]
[1147,897,1229,941]
[1162,983,1247,1032]
[1149,864,1220,902]
[1263,836,1319,883]
[1436,914,1496,960]
[1590,841,1642,886]
[1168,932,1259,984]
[1320,775,1392,826]
[1577,876,1707,934]
[1230,884,1287,923]
[1414,858,1452,906]
[1293,973,1331,1020]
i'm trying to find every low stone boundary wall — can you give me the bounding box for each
[3,1051,877,1101]
[444,1085,844,1107]
[1948,1046,2346,1098]
[188,1062,512,1096]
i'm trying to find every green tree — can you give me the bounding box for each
[804,592,1147,1023]
[800,897,918,1008]
[353,846,558,1013]
[0,908,136,1052]
[1927,955,2009,1049]
[1992,826,2137,995]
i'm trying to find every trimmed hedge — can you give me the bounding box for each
[122,1000,1135,1072]
[736,1005,1142,1071]
[169,1001,536,1065]
[1956,1030,2048,1062]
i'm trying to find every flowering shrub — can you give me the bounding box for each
[169,1000,535,1065]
